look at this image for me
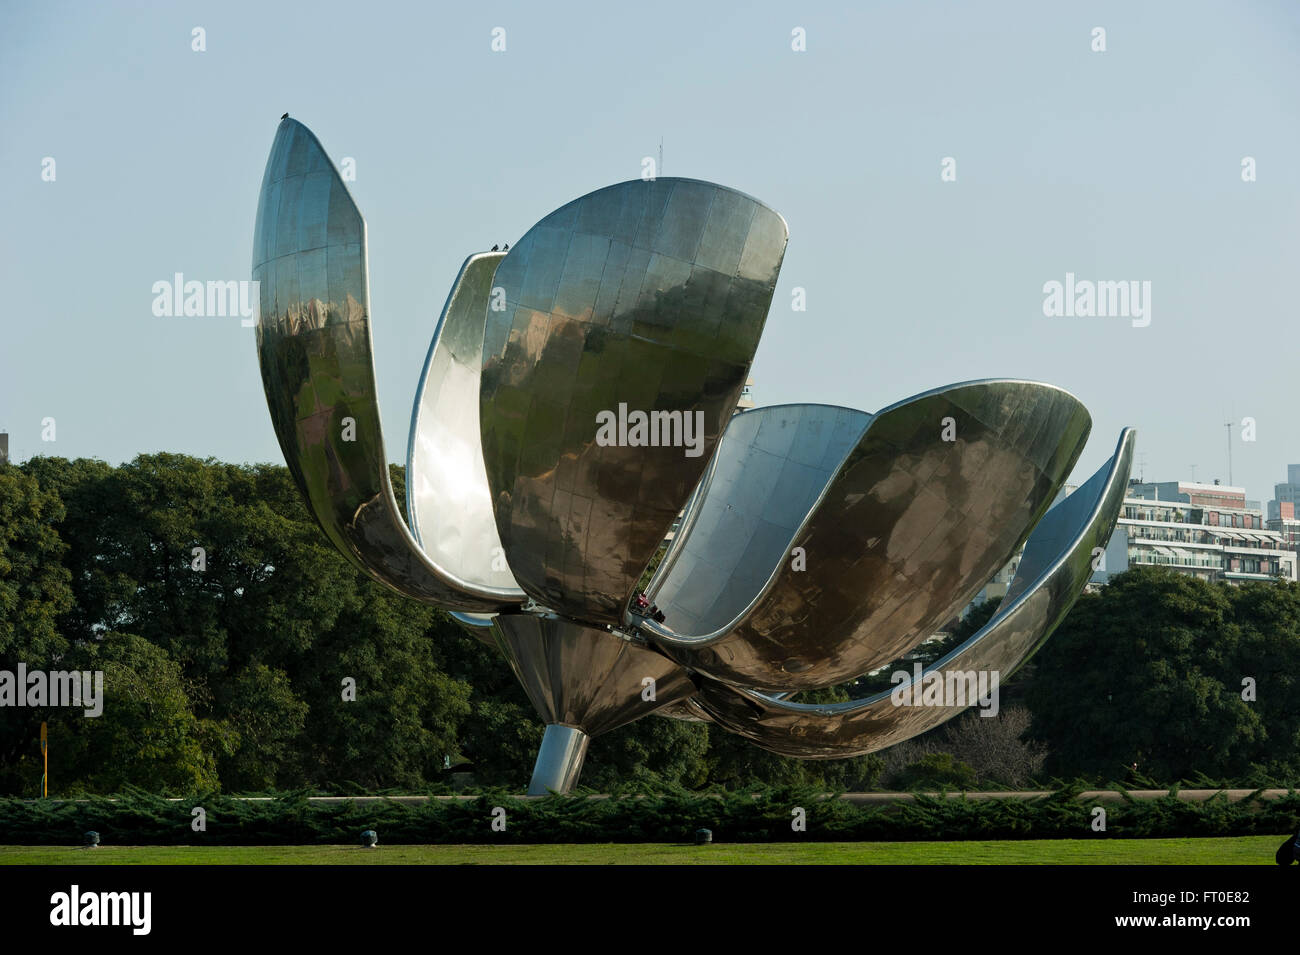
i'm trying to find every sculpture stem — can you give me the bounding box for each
[527,724,590,795]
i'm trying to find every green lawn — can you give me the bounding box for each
[0,836,1282,865]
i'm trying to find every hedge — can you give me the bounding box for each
[1,785,1297,845]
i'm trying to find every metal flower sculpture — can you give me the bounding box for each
[252,119,1134,793]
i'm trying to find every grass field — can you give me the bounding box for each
[0,836,1282,865]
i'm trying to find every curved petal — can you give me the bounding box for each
[479,178,789,625]
[252,118,520,612]
[490,615,698,737]
[688,428,1135,757]
[641,380,1091,691]
[642,403,872,635]
[407,252,524,599]
[447,611,501,647]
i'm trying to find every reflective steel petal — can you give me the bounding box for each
[252,118,520,612]
[490,615,698,738]
[652,698,715,723]
[408,252,524,600]
[689,428,1135,757]
[644,403,872,639]
[640,380,1091,691]
[479,179,789,625]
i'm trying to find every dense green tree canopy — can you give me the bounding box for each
[1025,567,1299,783]
[0,466,75,790]
[2,456,1298,794]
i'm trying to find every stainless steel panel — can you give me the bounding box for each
[490,614,698,738]
[449,610,500,648]
[644,403,870,635]
[651,697,715,723]
[252,118,521,612]
[528,724,591,795]
[640,380,1091,691]
[688,429,1135,757]
[408,252,524,599]
[480,179,789,625]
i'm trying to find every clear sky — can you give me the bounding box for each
[3,0,1298,505]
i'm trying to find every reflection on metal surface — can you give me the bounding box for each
[449,610,500,648]
[251,117,1134,793]
[408,252,524,599]
[652,697,715,724]
[528,724,591,795]
[253,118,521,612]
[490,614,697,738]
[479,179,789,626]
[640,381,1091,691]
[689,429,1135,757]
[645,404,871,639]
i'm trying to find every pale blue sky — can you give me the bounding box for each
[3,0,1298,504]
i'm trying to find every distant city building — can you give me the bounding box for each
[1269,504,1300,548]
[736,377,756,412]
[0,432,7,465]
[971,483,1078,605]
[1266,464,1300,548]
[1093,478,1297,584]
[1267,464,1300,521]
[1132,479,1250,513]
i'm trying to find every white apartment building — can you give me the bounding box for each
[1093,479,1297,584]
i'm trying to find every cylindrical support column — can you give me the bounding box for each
[527,724,590,795]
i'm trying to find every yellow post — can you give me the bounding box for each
[40,722,47,798]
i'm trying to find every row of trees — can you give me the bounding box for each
[2,454,1298,795]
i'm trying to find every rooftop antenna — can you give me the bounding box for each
[658,137,663,177]
[1224,420,1233,486]
[1189,464,1197,483]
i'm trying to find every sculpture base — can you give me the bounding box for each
[527,724,590,795]
[492,614,697,791]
